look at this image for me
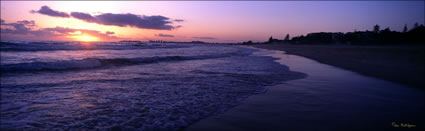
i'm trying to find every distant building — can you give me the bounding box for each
[265,36,284,44]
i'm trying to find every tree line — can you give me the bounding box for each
[243,23,425,45]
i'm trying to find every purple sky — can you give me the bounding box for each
[1,1,424,42]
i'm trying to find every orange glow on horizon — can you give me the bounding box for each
[74,35,100,42]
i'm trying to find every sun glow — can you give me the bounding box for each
[75,35,100,42]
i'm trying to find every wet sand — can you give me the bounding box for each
[253,44,425,88]
[186,47,424,131]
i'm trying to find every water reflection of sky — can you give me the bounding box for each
[257,49,424,130]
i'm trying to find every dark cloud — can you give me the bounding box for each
[193,36,216,40]
[31,6,70,18]
[78,13,175,30]
[1,20,118,40]
[1,19,5,24]
[156,33,174,37]
[106,31,115,35]
[32,6,182,30]
[70,12,97,22]
[1,20,36,34]
[174,19,184,22]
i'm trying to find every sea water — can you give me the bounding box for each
[0,41,305,130]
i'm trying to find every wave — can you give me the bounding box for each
[0,55,228,73]
[0,41,189,52]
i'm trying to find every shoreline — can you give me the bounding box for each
[252,44,425,89]
[186,46,425,131]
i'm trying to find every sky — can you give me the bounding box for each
[1,1,424,42]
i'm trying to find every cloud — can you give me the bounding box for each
[77,13,175,30]
[174,19,184,22]
[44,26,118,40]
[70,12,97,22]
[106,31,115,35]
[43,26,75,34]
[1,20,36,34]
[1,20,118,41]
[193,36,216,40]
[30,6,70,18]
[156,33,174,37]
[16,20,36,27]
[32,6,181,30]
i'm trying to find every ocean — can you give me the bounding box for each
[0,40,305,130]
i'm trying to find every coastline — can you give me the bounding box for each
[185,46,425,131]
[252,44,425,89]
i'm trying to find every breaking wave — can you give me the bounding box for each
[1,55,229,72]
